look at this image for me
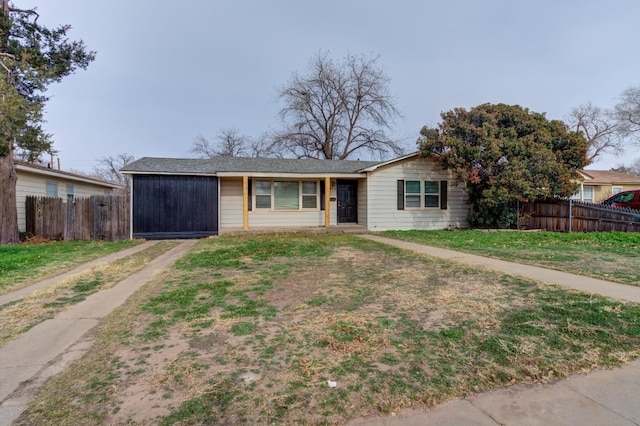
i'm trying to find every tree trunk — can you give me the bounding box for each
[0,153,20,243]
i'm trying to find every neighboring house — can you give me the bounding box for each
[15,160,121,232]
[573,170,640,203]
[120,153,470,239]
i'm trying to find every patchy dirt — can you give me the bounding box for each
[17,235,640,425]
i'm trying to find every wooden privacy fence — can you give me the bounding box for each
[520,199,640,232]
[25,195,130,241]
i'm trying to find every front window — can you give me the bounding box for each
[254,180,320,210]
[302,181,318,208]
[255,180,272,208]
[405,181,420,208]
[274,181,299,210]
[424,181,440,208]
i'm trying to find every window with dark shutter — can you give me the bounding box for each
[440,180,448,210]
[320,180,325,211]
[247,179,252,211]
[397,180,404,210]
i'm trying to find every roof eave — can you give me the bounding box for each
[16,163,121,189]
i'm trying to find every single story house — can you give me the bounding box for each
[573,170,640,203]
[16,160,120,232]
[120,153,470,239]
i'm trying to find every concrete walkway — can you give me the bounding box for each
[358,235,640,303]
[0,239,197,426]
[350,234,640,425]
[0,240,159,307]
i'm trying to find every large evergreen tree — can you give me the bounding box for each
[418,103,588,228]
[0,1,94,243]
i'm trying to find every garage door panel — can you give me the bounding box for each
[132,175,218,239]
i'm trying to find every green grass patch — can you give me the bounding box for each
[0,239,141,293]
[18,233,640,425]
[0,242,178,347]
[382,230,640,286]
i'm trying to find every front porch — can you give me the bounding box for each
[218,223,369,237]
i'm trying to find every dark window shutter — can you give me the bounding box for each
[397,180,404,210]
[320,180,326,211]
[440,180,448,210]
[247,178,253,211]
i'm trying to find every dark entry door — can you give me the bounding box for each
[337,180,357,223]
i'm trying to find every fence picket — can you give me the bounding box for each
[25,195,129,241]
[520,200,640,232]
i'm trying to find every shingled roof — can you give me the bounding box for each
[121,156,381,175]
[580,170,640,185]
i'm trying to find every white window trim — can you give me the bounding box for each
[254,179,320,211]
[404,180,421,209]
[424,180,441,209]
[404,180,441,209]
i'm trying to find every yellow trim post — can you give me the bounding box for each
[325,176,331,228]
[243,175,249,230]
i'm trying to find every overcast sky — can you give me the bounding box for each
[32,0,640,172]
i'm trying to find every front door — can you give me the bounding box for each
[337,180,357,223]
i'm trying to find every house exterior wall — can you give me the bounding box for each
[365,157,469,231]
[220,177,244,228]
[593,184,640,202]
[575,184,640,203]
[16,169,114,232]
[219,177,341,230]
[357,178,367,227]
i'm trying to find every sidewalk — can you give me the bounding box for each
[0,239,197,426]
[350,234,640,425]
[358,235,640,303]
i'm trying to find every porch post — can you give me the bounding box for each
[243,176,249,230]
[324,176,330,228]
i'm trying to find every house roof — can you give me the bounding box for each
[359,152,424,171]
[579,169,640,185]
[120,156,382,176]
[15,159,120,189]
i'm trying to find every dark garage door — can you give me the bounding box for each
[132,175,218,239]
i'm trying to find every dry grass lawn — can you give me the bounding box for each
[17,234,640,425]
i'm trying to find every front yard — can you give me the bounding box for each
[383,230,640,286]
[17,233,640,425]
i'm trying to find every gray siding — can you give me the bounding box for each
[366,157,469,231]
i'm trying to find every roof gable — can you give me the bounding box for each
[579,169,640,185]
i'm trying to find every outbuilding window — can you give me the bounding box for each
[46,181,58,197]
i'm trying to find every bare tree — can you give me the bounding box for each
[246,132,279,158]
[612,158,640,175]
[93,153,135,194]
[272,51,404,160]
[190,128,249,158]
[190,128,278,158]
[614,85,640,143]
[566,102,624,163]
